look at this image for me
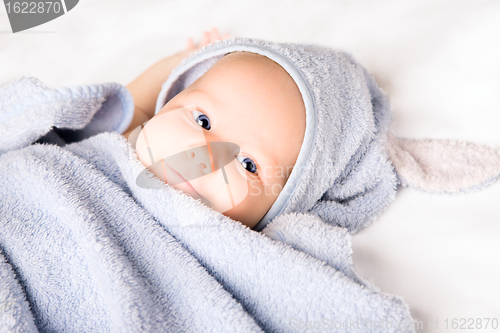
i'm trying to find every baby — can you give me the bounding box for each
[123,28,306,229]
[121,28,500,235]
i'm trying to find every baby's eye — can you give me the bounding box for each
[237,155,257,174]
[192,110,211,130]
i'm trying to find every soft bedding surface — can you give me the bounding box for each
[1,0,499,332]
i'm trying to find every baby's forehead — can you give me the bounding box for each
[193,51,302,113]
[192,51,298,107]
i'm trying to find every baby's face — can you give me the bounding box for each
[135,51,305,228]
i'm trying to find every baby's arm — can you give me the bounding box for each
[122,28,230,139]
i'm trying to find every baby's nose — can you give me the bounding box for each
[185,145,212,175]
[181,142,240,179]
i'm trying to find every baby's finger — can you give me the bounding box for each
[200,31,210,47]
[186,37,195,50]
[209,27,220,43]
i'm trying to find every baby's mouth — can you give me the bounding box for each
[165,162,210,206]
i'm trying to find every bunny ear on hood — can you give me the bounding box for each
[386,132,500,194]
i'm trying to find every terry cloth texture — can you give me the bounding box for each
[155,37,398,233]
[0,76,416,332]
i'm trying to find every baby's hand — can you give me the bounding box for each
[184,27,231,55]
